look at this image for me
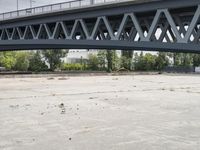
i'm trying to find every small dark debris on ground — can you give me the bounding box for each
[89,97,98,99]
[58,77,69,80]
[9,105,19,109]
[112,78,119,80]
[47,77,54,80]
[59,103,66,114]
[59,103,64,108]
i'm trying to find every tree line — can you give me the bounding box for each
[89,51,200,72]
[0,50,200,72]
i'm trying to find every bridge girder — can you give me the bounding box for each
[0,0,200,52]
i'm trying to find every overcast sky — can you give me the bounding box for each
[0,0,69,13]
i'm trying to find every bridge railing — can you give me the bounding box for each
[0,0,120,21]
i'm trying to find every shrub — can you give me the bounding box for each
[14,52,30,71]
[61,63,87,71]
[28,51,48,72]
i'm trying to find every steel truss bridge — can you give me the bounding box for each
[0,0,200,53]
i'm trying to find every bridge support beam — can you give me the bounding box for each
[0,40,199,53]
[0,0,200,52]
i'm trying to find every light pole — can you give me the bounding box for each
[17,0,19,16]
[17,0,19,11]
[90,0,94,5]
[30,0,36,8]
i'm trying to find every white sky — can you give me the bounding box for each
[0,0,70,13]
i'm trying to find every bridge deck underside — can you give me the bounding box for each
[0,0,200,52]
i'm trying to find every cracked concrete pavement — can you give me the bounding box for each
[0,74,200,150]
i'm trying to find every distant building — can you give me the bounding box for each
[63,49,98,63]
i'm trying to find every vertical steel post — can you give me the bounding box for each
[17,0,19,10]
[30,0,32,8]
[90,0,94,5]
[17,0,19,16]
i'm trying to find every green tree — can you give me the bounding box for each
[172,53,180,66]
[13,52,31,71]
[169,53,193,67]
[155,52,169,70]
[0,52,16,70]
[134,51,145,71]
[106,51,113,72]
[28,51,48,72]
[181,53,193,66]
[192,54,200,67]
[106,50,119,72]
[97,51,107,70]
[88,54,99,70]
[143,53,157,70]
[42,49,68,71]
[134,52,157,71]
[121,50,134,70]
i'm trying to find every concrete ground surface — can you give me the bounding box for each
[0,74,200,150]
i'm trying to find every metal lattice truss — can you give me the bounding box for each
[0,3,200,51]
